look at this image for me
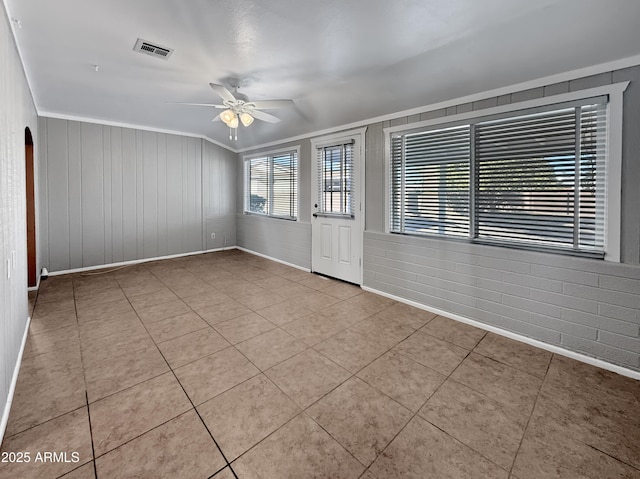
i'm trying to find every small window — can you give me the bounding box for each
[316,142,355,216]
[390,98,608,256]
[245,149,298,220]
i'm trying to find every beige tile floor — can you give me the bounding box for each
[2,249,640,479]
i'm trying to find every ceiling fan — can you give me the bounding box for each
[174,81,294,140]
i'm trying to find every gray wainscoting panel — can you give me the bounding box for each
[613,65,640,264]
[39,118,224,271]
[44,119,71,271]
[365,122,385,232]
[81,122,106,267]
[202,139,237,250]
[237,214,311,269]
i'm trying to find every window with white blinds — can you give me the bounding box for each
[391,126,470,237]
[316,142,354,216]
[245,149,298,220]
[390,98,608,256]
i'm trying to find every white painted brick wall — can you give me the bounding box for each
[364,231,640,370]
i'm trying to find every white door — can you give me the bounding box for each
[311,129,365,284]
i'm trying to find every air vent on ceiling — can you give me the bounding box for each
[133,38,174,60]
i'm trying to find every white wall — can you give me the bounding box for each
[0,2,39,439]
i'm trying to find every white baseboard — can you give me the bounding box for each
[27,274,40,292]
[361,285,640,381]
[1,316,31,443]
[235,246,311,272]
[46,247,236,276]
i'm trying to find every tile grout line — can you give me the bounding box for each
[360,326,549,474]
[125,277,240,479]
[217,289,425,472]
[27,259,446,475]
[72,284,98,477]
[84,392,99,479]
[237,310,412,471]
[188,265,373,472]
[26,251,639,478]
[80,262,242,471]
[507,361,550,476]
[532,353,640,474]
[422,334,549,474]
[356,328,478,473]
[582,443,640,472]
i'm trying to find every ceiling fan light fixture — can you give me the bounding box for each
[240,112,254,127]
[220,109,235,125]
[228,115,239,129]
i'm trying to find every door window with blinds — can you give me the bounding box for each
[316,142,355,216]
[245,149,298,220]
[390,98,608,256]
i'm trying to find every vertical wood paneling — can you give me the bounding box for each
[40,119,229,271]
[46,120,70,271]
[365,122,384,232]
[135,131,144,258]
[181,138,189,253]
[103,126,112,264]
[193,139,203,252]
[37,117,49,272]
[166,135,183,253]
[80,122,105,266]
[121,128,137,261]
[67,121,83,268]
[202,140,237,249]
[110,127,123,263]
[142,130,158,258]
[613,65,640,264]
[157,134,167,256]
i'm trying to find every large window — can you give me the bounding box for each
[245,149,298,220]
[390,98,608,256]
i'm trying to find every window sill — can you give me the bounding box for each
[243,211,298,222]
[389,231,605,260]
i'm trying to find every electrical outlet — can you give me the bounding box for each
[210,233,215,240]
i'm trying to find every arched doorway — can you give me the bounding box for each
[25,127,36,287]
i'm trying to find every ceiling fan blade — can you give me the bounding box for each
[247,99,294,110]
[209,83,236,102]
[251,110,281,123]
[211,115,221,122]
[168,102,226,108]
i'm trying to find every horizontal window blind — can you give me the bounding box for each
[248,157,270,215]
[271,152,298,219]
[475,104,606,251]
[317,142,354,216]
[246,150,298,220]
[391,126,470,237]
[390,99,607,256]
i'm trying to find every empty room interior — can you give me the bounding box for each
[2,0,640,478]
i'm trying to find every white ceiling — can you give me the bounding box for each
[6,0,640,151]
